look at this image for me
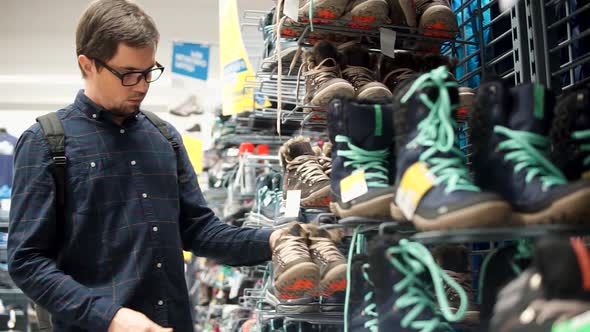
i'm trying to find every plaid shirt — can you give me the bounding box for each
[8,91,272,332]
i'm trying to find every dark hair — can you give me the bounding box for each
[76,0,160,77]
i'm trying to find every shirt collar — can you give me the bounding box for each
[74,90,140,126]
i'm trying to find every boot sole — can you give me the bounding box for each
[518,186,590,225]
[347,0,391,28]
[320,263,348,296]
[420,5,458,38]
[330,193,394,218]
[301,185,331,207]
[299,0,349,23]
[275,262,320,299]
[357,85,394,99]
[311,82,355,107]
[407,200,514,231]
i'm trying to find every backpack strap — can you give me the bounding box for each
[36,113,66,207]
[141,111,190,184]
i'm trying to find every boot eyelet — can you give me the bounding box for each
[520,307,535,324]
[529,273,542,290]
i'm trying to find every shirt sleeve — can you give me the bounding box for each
[7,128,121,332]
[169,125,273,266]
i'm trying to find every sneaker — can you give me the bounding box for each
[340,44,393,99]
[379,52,420,93]
[169,95,203,117]
[264,284,320,313]
[301,41,355,107]
[341,0,392,29]
[391,67,512,230]
[490,237,590,332]
[279,137,331,207]
[328,97,395,218]
[246,174,282,227]
[432,244,480,325]
[369,235,468,331]
[186,123,201,132]
[470,81,590,225]
[270,222,320,299]
[550,88,590,181]
[305,225,347,296]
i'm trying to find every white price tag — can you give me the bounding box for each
[284,0,300,22]
[284,190,301,218]
[380,28,397,59]
[0,199,10,211]
[340,170,368,203]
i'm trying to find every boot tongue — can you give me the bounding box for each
[288,141,315,159]
[346,100,394,150]
[508,84,555,134]
[342,45,371,68]
[313,41,339,65]
[288,223,303,237]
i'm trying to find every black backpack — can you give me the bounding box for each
[33,110,188,330]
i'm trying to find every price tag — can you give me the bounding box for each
[0,199,9,211]
[395,162,436,220]
[380,28,397,59]
[340,170,368,203]
[229,271,243,299]
[284,190,301,218]
[284,0,300,22]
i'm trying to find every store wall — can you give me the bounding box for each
[0,0,269,144]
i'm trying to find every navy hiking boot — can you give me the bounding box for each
[470,81,590,225]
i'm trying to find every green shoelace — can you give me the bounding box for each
[494,126,567,190]
[335,135,390,188]
[387,239,467,332]
[573,130,590,167]
[400,66,480,194]
[361,263,379,332]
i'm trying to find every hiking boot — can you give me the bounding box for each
[246,174,282,227]
[416,0,458,38]
[346,254,379,331]
[298,0,350,22]
[490,238,590,332]
[470,81,590,225]
[328,97,395,218]
[341,0,392,29]
[340,44,393,99]
[369,235,468,331]
[270,222,320,299]
[301,41,355,108]
[550,88,590,181]
[279,137,331,207]
[260,44,301,74]
[432,244,480,325]
[306,225,347,296]
[391,67,512,230]
[379,52,420,93]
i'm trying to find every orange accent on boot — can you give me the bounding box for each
[424,23,454,38]
[284,279,316,291]
[326,279,347,293]
[278,293,301,300]
[316,9,338,19]
[455,107,470,121]
[571,238,590,291]
[281,28,299,37]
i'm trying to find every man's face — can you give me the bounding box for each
[87,43,156,116]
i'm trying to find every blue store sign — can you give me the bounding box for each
[171,41,210,80]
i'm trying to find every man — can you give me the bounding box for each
[7,1,289,331]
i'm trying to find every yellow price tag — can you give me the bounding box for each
[582,170,590,180]
[395,162,436,219]
[340,170,368,203]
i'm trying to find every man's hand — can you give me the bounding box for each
[108,308,173,332]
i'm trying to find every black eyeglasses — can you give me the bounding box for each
[93,58,165,86]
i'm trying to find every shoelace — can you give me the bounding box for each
[361,263,379,332]
[335,135,390,188]
[273,231,310,266]
[572,130,590,167]
[382,68,416,89]
[295,57,342,105]
[309,236,345,263]
[526,299,590,324]
[318,155,332,176]
[342,66,376,90]
[344,226,374,332]
[494,126,567,190]
[387,239,467,331]
[442,271,473,306]
[401,66,480,193]
[287,155,330,184]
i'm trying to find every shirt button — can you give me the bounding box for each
[152,226,159,232]
[90,162,96,168]
[130,160,136,166]
[156,262,162,268]
[157,300,164,306]
[120,129,125,134]
[142,193,148,198]
[92,114,97,119]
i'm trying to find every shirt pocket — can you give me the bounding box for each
[68,157,133,214]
